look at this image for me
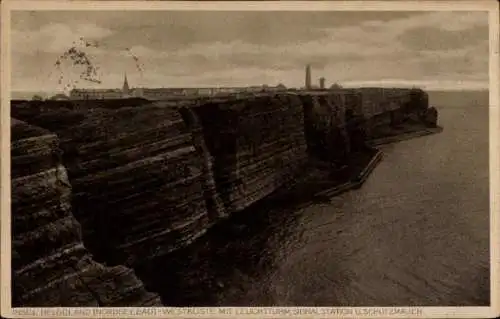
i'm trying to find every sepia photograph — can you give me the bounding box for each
[1,0,499,318]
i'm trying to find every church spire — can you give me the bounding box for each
[122,73,130,94]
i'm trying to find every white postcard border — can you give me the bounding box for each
[1,1,499,318]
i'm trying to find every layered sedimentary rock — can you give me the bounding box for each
[11,119,162,307]
[10,87,441,307]
[12,105,213,267]
[178,107,227,220]
[299,92,351,164]
[357,88,411,117]
[336,87,427,116]
[10,88,436,280]
[187,94,308,213]
[424,106,438,127]
[338,89,363,116]
[333,88,431,139]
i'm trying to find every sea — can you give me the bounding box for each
[142,90,491,307]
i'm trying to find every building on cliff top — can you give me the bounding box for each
[70,74,131,100]
[70,73,288,100]
[319,77,326,90]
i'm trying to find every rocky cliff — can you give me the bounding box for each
[11,119,162,307]
[328,88,434,140]
[11,105,215,268]
[10,88,439,306]
[299,92,350,164]
[184,94,309,214]
[335,87,427,116]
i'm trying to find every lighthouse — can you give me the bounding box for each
[305,64,312,90]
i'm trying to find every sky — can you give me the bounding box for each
[10,10,489,93]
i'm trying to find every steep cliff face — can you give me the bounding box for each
[186,94,308,214]
[11,105,213,267]
[354,87,412,118]
[337,87,428,117]
[11,119,162,307]
[178,107,227,220]
[10,89,438,305]
[299,92,350,164]
[424,106,438,127]
[336,88,431,139]
[10,89,440,306]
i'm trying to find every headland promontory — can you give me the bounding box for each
[10,86,442,306]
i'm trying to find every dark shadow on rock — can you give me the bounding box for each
[133,189,305,306]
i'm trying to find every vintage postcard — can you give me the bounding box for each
[1,0,499,318]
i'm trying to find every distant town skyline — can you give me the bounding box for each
[11,10,489,92]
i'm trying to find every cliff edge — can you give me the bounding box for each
[11,118,162,307]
